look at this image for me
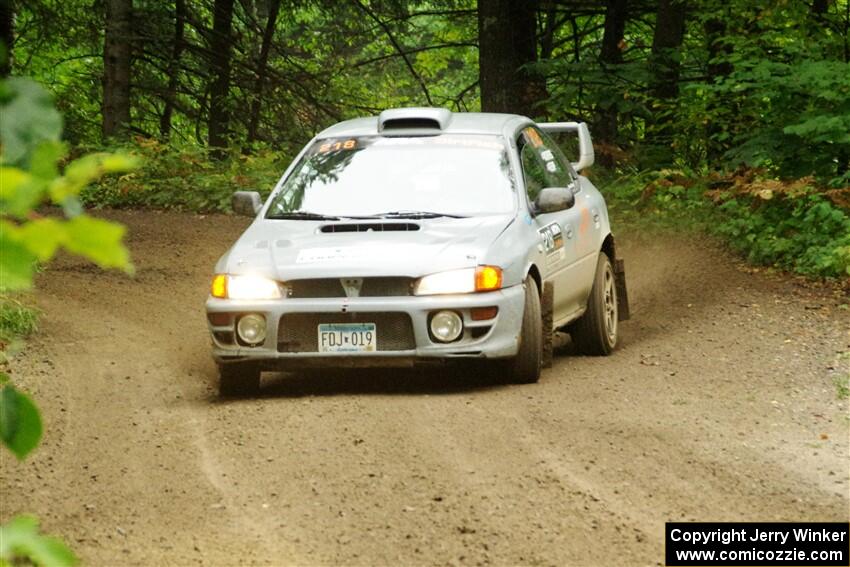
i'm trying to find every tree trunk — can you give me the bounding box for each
[102,0,133,140]
[811,0,828,16]
[160,0,186,139]
[539,4,558,61]
[651,0,686,100]
[208,0,235,158]
[0,0,12,77]
[647,0,686,155]
[477,0,544,118]
[246,0,281,146]
[705,16,733,165]
[594,0,627,155]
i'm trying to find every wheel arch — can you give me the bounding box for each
[599,232,630,321]
[601,232,616,260]
[526,263,542,295]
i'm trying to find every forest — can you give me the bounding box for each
[2,0,850,278]
[3,0,850,278]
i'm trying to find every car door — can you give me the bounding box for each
[517,126,585,323]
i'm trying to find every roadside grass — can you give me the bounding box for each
[0,297,40,357]
[835,375,850,401]
[835,353,850,401]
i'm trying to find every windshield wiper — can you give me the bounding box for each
[267,211,341,221]
[377,211,467,219]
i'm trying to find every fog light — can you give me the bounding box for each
[430,310,463,343]
[237,314,266,345]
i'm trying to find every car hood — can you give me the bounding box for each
[218,214,516,280]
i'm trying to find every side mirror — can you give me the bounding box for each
[232,191,262,217]
[534,187,575,215]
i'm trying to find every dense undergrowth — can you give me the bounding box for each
[79,139,288,212]
[75,140,850,279]
[596,169,850,279]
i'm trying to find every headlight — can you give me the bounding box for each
[413,265,503,296]
[210,274,282,299]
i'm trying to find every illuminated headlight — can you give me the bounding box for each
[430,310,463,343]
[210,274,282,299]
[413,266,503,296]
[237,314,266,345]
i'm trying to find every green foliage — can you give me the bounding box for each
[0,515,78,567]
[709,59,850,183]
[716,195,850,278]
[0,375,42,461]
[81,140,289,212]
[0,78,138,292]
[604,170,850,278]
[12,1,478,147]
[0,79,64,168]
[600,168,715,230]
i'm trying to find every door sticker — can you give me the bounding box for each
[538,222,564,254]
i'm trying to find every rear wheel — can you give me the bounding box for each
[570,252,618,356]
[502,278,542,384]
[218,362,261,397]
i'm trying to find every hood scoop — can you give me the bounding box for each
[320,222,419,233]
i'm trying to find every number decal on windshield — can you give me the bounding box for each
[318,139,357,153]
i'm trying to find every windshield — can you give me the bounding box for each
[266,135,516,218]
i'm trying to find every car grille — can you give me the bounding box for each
[278,312,416,352]
[286,278,413,298]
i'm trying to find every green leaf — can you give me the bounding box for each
[63,215,133,273]
[0,78,63,168]
[29,141,68,181]
[0,167,30,198]
[0,382,42,460]
[0,167,48,218]
[17,218,67,262]
[0,230,37,291]
[49,153,139,203]
[0,515,78,567]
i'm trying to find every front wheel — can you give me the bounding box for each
[501,278,542,384]
[218,362,261,397]
[570,253,618,356]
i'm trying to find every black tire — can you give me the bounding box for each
[541,281,555,369]
[218,362,261,397]
[570,252,618,356]
[502,278,543,384]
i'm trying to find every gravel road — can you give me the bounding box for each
[2,210,848,566]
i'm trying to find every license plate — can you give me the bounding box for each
[318,323,376,353]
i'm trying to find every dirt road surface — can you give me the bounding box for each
[2,210,848,566]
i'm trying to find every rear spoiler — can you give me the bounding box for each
[537,122,595,172]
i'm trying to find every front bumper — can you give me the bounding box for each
[205,285,525,369]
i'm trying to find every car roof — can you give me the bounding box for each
[316,109,533,140]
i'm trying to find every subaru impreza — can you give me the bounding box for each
[206,108,629,395]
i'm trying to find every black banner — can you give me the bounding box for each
[666,522,849,566]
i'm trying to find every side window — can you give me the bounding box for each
[518,127,574,203]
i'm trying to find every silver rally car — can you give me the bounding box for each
[206,108,629,395]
